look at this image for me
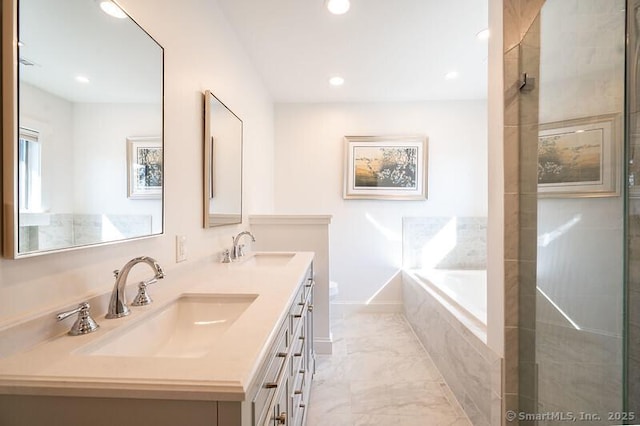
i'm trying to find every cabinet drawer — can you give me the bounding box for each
[253,323,289,425]
[290,285,312,328]
[290,372,305,426]
[303,275,314,302]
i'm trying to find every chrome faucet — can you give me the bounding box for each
[232,231,256,260]
[106,256,165,319]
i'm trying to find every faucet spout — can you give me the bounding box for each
[106,256,165,319]
[232,231,256,260]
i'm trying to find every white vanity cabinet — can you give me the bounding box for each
[0,254,317,426]
[252,264,315,426]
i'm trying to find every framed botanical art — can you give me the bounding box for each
[127,136,162,199]
[538,114,620,197]
[343,135,427,200]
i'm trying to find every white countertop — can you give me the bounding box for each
[0,252,314,402]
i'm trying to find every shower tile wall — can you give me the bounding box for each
[402,217,487,269]
[503,0,543,422]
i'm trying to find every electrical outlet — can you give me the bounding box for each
[176,235,187,262]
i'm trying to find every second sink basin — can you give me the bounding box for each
[79,293,258,358]
[236,252,295,268]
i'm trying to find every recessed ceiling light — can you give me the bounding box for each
[326,0,350,15]
[445,71,459,80]
[100,1,127,19]
[329,76,345,86]
[75,75,90,84]
[476,28,490,41]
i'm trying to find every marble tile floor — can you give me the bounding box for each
[307,312,472,426]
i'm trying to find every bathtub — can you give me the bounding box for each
[402,268,498,426]
[409,269,487,341]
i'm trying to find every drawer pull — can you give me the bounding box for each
[275,412,287,425]
[293,303,307,318]
[264,348,289,390]
[308,304,314,312]
[294,389,303,395]
[276,352,287,358]
[294,351,302,357]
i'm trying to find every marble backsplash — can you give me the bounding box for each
[402,217,487,270]
[19,214,152,253]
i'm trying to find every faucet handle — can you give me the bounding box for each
[221,249,231,263]
[56,302,100,336]
[113,269,120,278]
[131,278,156,306]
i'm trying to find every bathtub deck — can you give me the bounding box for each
[307,312,472,426]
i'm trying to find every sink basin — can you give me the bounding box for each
[79,294,257,358]
[236,252,295,267]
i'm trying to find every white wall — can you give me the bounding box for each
[73,103,162,229]
[487,0,504,357]
[273,101,487,304]
[0,0,275,324]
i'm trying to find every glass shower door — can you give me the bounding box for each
[626,0,640,417]
[535,0,626,423]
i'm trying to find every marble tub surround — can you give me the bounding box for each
[19,213,153,253]
[403,271,501,426]
[0,252,314,401]
[402,217,487,270]
[307,311,471,426]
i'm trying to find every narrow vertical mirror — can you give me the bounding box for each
[203,90,243,227]
[2,0,164,258]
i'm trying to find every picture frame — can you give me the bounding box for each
[127,136,162,199]
[538,114,620,198]
[343,135,427,200]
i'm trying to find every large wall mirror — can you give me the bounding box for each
[2,0,164,258]
[203,90,243,227]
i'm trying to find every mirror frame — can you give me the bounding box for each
[203,90,243,228]
[1,0,165,258]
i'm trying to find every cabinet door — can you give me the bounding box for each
[305,274,316,377]
[271,376,289,426]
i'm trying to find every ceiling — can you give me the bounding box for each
[216,0,489,103]
[19,0,162,104]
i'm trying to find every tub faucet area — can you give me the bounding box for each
[106,256,165,319]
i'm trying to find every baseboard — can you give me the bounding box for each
[331,301,404,316]
[314,336,333,355]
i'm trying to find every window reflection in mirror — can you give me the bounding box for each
[3,0,164,257]
[203,91,243,227]
[18,128,42,212]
